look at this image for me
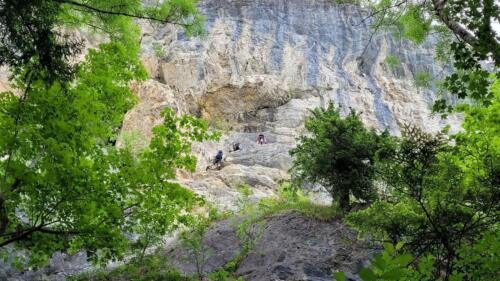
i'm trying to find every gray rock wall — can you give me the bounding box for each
[136,0,461,135]
[166,212,372,281]
[127,0,462,208]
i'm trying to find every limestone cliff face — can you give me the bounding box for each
[123,0,461,208]
[135,0,460,132]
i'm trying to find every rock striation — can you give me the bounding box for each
[137,0,461,133]
[126,0,461,208]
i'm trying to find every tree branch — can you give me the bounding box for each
[431,0,479,46]
[0,220,85,248]
[354,0,409,27]
[53,0,192,27]
[0,195,7,235]
[0,226,40,248]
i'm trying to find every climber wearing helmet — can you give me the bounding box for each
[256,133,267,145]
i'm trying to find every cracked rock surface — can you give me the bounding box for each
[167,212,371,281]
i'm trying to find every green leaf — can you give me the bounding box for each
[333,272,346,281]
[371,255,387,270]
[384,243,396,255]
[359,268,377,281]
[380,268,405,280]
[393,254,413,266]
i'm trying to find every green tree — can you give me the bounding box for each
[290,104,384,211]
[347,102,499,279]
[345,1,499,279]
[357,0,499,111]
[0,0,214,268]
[0,41,217,266]
[0,0,203,83]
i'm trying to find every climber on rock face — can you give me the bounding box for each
[256,133,267,145]
[206,150,224,170]
[231,142,241,152]
[206,150,224,171]
[214,150,223,164]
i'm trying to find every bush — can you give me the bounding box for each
[290,103,389,210]
[152,42,167,58]
[334,234,500,281]
[237,182,341,222]
[333,243,434,281]
[346,123,499,279]
[414,71,432,88]
[208,269,244,281]
[384,55,401,72]
[70,255,192,281]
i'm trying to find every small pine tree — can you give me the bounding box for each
[290,103,382,211]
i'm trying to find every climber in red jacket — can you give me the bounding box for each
[256,133,267,145]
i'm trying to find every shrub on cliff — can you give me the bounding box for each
[290,103,390,211]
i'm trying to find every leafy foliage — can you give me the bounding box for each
[0,0,203,82]
[239,182,341,222]
[72,182,342,281]
[347,83,500,279]
[453,229,500,280]
[384,55,401,72]
[152,42,167,59]
[344,79,500,281]
[336,234,500,281]
[0,43,217,262]
[359,0,499,111]
[290,104,388,210]
[0,0,215,268]
[399,5,430,44]
[207,270,244,281]
[180,211,221,281]
[0,0,80,82]
[334,243,436,281]
[70,254,192,281]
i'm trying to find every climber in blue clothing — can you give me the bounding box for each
[207,150,224,171]
[214,150,223,164]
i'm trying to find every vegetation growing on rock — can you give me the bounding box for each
[290,104,390,211]
[73,185,349,281]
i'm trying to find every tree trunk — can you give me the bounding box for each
[339,189,350,211]
[432,0,478,46]
[0,195,7,235]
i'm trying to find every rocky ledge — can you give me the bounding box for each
[167,211,372,281]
